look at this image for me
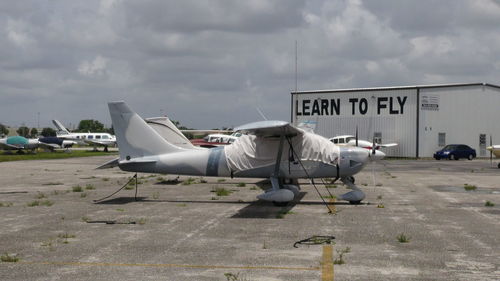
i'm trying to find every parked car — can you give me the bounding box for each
[434,144,476,160]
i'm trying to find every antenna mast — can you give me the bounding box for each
[295,40,298,93]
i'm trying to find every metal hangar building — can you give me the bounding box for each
[291,83,500,158]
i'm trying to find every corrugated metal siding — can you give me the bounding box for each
[419,85,500,157]
[293,89,417,157]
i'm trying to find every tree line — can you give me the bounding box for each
[0,119,114,138]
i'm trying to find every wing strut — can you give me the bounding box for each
[285,137,335,213]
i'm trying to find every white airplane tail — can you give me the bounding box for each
[52,119,70,135]
[108,101,184,160]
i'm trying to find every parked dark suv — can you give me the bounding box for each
[434,144,476,160]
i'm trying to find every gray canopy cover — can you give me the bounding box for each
[224,131,339,172]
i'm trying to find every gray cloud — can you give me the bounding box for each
[0,0,499,129]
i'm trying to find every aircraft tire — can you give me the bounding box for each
[273,201,289,207]
[349,200,362,205]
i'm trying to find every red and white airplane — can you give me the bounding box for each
[329,135,398,151]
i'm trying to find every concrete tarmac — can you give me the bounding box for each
[0,156,499,280]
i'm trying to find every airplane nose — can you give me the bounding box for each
[339,146,370,166]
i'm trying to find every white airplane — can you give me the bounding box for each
[190,132,242,148]
[329,135,398,150]
[0,136,41,152]
[105,101,385,205]
[486,145,500,168]
[52,120,116,152]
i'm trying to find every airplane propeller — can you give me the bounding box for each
[490,135,493,167]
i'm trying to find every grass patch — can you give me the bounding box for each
[325,184,337,188]
[182,177,197,185]
[102,177,110,182]
[137,218,147,225]
[0,202,13,207]
[58,233,76,239]
[397,233,410,243]
[375,183,383,187]
[199,177,208,183]
[0,150,118,163]
[276,209,295,219]
[81,216,90,222]
[217,178,226,183]
[249,186,258,190]
[485,201,495,207]
[72,185,83,192]
[321,195,336,199]
[333,247,351,265]
[85,184,95,190]
[116,208,125,212]
[212,187,232,196]
[80,192,87,198]
[237,182,246,187]
[463,184,477,191]
[1,253,19,262]
[377,204,385,208]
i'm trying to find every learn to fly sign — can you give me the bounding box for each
[295,96,409,117]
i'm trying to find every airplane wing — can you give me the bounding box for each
[234,121,303,137]
[96,157,119,169]
[0,142,23,150]
[83,139,114,146]
[37,142,59,151]
[379,143,398,148]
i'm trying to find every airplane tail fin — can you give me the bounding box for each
[52,120,70,135]
[108,101,184,160]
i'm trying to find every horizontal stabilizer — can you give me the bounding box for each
[235,120,303,137]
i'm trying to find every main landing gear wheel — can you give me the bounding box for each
[345,176,355,184]
[349,200,362,205]
[273,201,289,207]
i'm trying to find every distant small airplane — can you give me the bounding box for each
[52,120,116,152]
[486,145,500,168]
[0,136,41,152]
[104,101,385,205]
[190,132,242,148]
[329,135,398,150]
[38,137,77,151]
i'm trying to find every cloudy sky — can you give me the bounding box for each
[1,0,499,129]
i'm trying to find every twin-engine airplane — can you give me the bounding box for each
[329,135,398,150]
[53,120,116,152]
[107,101,385,204]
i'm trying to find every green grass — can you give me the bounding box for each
[212,187,232,196]
[42,182,64,186]
[463,184,477,191]
[217,178,226,183]
[485,201,495,207]
[58,233,76,239]
[237,182,246,187]
[0,202,13,207]
[101,177,109,182]
[249,186,258,190]
[85,184,95,190]
[325,184,337,189]
[333,247,351,265]
[1,253,19,262]
[321,195,336,199]
[72,185,83,192]
[397,233,410,243]
[35,192,47,199]
[377,204,385,208]
[182,177,197,185]
[27,200,53,207]
[0,150,117,162]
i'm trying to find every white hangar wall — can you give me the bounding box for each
[292,88,418,157]
[419,85,500,158]
[292,83,500,158]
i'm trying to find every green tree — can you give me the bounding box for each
[30,128,38,137]
[41,127,57,137]
[0,123,8,136]
[77,119,105,132]
[17,126,30,137]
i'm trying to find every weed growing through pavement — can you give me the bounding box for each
[333,247,351,265]
[182,177,196,185]
[85,184,95,190]
[249,186,258,190]
[377,195,383,200]
[212,187,232,196]
[81,216,90,222]
[377,204,385,208]
[199,177,208,183]
[0,202,13,207]
[217,178,226,183]
[326,184,337,188]
[80,192,87,198]
[397,233,410,243]
[463,184,477,191]
[1,253,19,262]
[72,185,83,192]
[237,182,246,187]
[102,177,109,182]
[485,201,495,207]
